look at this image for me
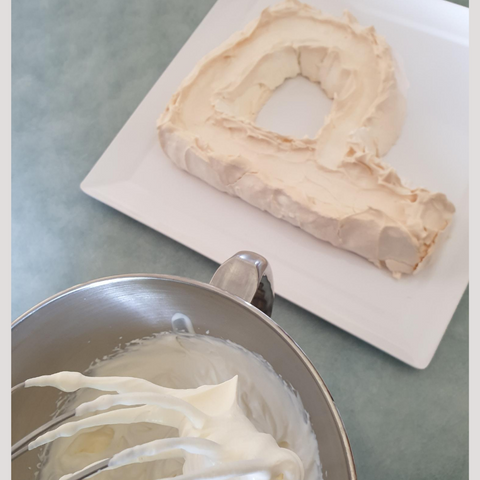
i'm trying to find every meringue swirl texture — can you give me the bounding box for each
[157,0,455,277]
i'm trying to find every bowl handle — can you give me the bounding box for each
[210,251,275,316]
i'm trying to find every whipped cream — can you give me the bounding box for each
[157,0,455,277]
[32,334,321,480]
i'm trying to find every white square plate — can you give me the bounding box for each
[81,0,469,368]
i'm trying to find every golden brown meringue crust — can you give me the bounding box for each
[158,0,455,277]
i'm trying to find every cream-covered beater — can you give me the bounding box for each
[12,371,304,480]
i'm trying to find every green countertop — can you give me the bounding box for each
[12,1,468,479]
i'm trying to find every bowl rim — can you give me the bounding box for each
[11,272,357,480]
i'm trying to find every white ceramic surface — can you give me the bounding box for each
[81,0,469,368]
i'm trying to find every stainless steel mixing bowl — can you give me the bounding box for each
[12,252,356,480]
